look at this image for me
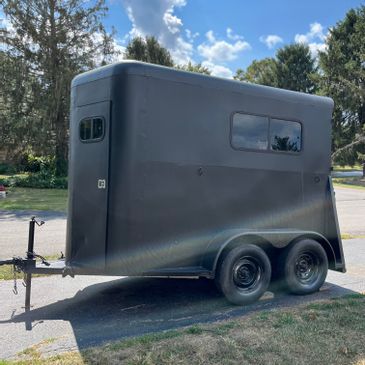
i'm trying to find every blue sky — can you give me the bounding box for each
[1,0,363,78]
[104,0,364,78]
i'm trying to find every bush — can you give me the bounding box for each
[0,163,17,175]
[19,153,56,174]
[0,172,67,189]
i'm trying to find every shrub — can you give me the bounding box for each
[0,163,17,174]
[18,153,56,174]
[0,172,67,189]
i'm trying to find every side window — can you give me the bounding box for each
[270,119,301,152]
[80,118,92,141]
[80,117,104,142]
[231,113,269,150]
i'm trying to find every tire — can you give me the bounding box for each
[279,239,328,295]
[215,244,271,305]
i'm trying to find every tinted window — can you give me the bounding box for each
[270,119,301,152]
[93,118,104,139]
[232,113,269,150]
[80,117,104,142]
[80,119,92,141]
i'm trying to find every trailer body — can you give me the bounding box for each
[65,61,344,279]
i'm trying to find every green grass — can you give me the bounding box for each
[333,179,365,190]
[333,164,363,172]
[341,233,365,240]
[2,294,365,365]
[0,187,67,212]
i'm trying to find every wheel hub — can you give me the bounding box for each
[295,253,318,283]
[233,257,261,290]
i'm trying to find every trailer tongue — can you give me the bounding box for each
[0,217,66,314]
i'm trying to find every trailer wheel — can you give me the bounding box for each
[280,239,328,295]
[215,245,271,305]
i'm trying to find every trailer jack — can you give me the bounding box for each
[0,217,65,320]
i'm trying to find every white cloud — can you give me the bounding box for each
[197,30,250,62]
[259,34,283,49]
[201,60,233,79]
[226,27,244,41]
[185,29,199,42]
[294,22,327,56]
[122,0,193,64]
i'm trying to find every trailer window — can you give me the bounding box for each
[79,117,104,142]
[270,119,301,152]
[232,113,269,150]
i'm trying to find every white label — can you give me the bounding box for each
[98,179,106,189]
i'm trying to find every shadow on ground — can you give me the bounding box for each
[1,276,357,353]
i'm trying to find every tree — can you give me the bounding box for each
[234,58,277,87]
[234,45,318,93]
[275,44,317,93]
[124,36,174,67]
[176,61,211,75]
[319,6,365,165]
[0,0,118,175]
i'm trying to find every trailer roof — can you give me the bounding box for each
[72,61,333,109]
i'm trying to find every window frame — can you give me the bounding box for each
[79,116,106,143]
[230,111,303,155]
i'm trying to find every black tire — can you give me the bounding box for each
[215,244,271,305]
[279,239,328,295]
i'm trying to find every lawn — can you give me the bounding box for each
[2,294,364,364]
[333,177,365,189]
[0,187,67,212]
[332,164,363,172]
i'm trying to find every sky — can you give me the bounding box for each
[104,0,364,78]
[1,0,364,78]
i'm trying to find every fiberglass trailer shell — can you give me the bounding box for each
[66,61,345,305]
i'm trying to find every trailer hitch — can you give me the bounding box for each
[0,217,46,313]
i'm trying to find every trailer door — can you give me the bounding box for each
[68,101,110,270]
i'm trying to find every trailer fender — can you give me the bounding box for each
[201,229,337,276]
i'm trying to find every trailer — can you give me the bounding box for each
[0,61,345,308]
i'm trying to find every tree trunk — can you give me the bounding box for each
[55,109,68,176]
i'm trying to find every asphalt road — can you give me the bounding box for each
[0,238,364,360]
[0,186,364,360]
[335,186,365,235]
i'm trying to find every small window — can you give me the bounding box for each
[93,118,104,139]
[79,117,104,142]
[232,113,269,150]
[80,119,92,141]
[270,119,301,152]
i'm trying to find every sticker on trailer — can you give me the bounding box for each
[98,179,106,189]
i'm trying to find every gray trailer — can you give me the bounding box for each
[1,61,345,307]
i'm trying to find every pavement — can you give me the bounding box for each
[335,186,365,235]
[0,185,364,360]
[0,210,67,258]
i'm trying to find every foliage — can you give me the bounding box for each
[319,6,365,165]
[176,61,211,75]
[0,0,119,175]
[234,58,278,87]
[0,172,67,189]
[124,36,174,67]
[275,43,317,93]
[235,45,317,94]
[0,163,16,174]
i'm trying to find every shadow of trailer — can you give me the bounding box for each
[0,61,345,310]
